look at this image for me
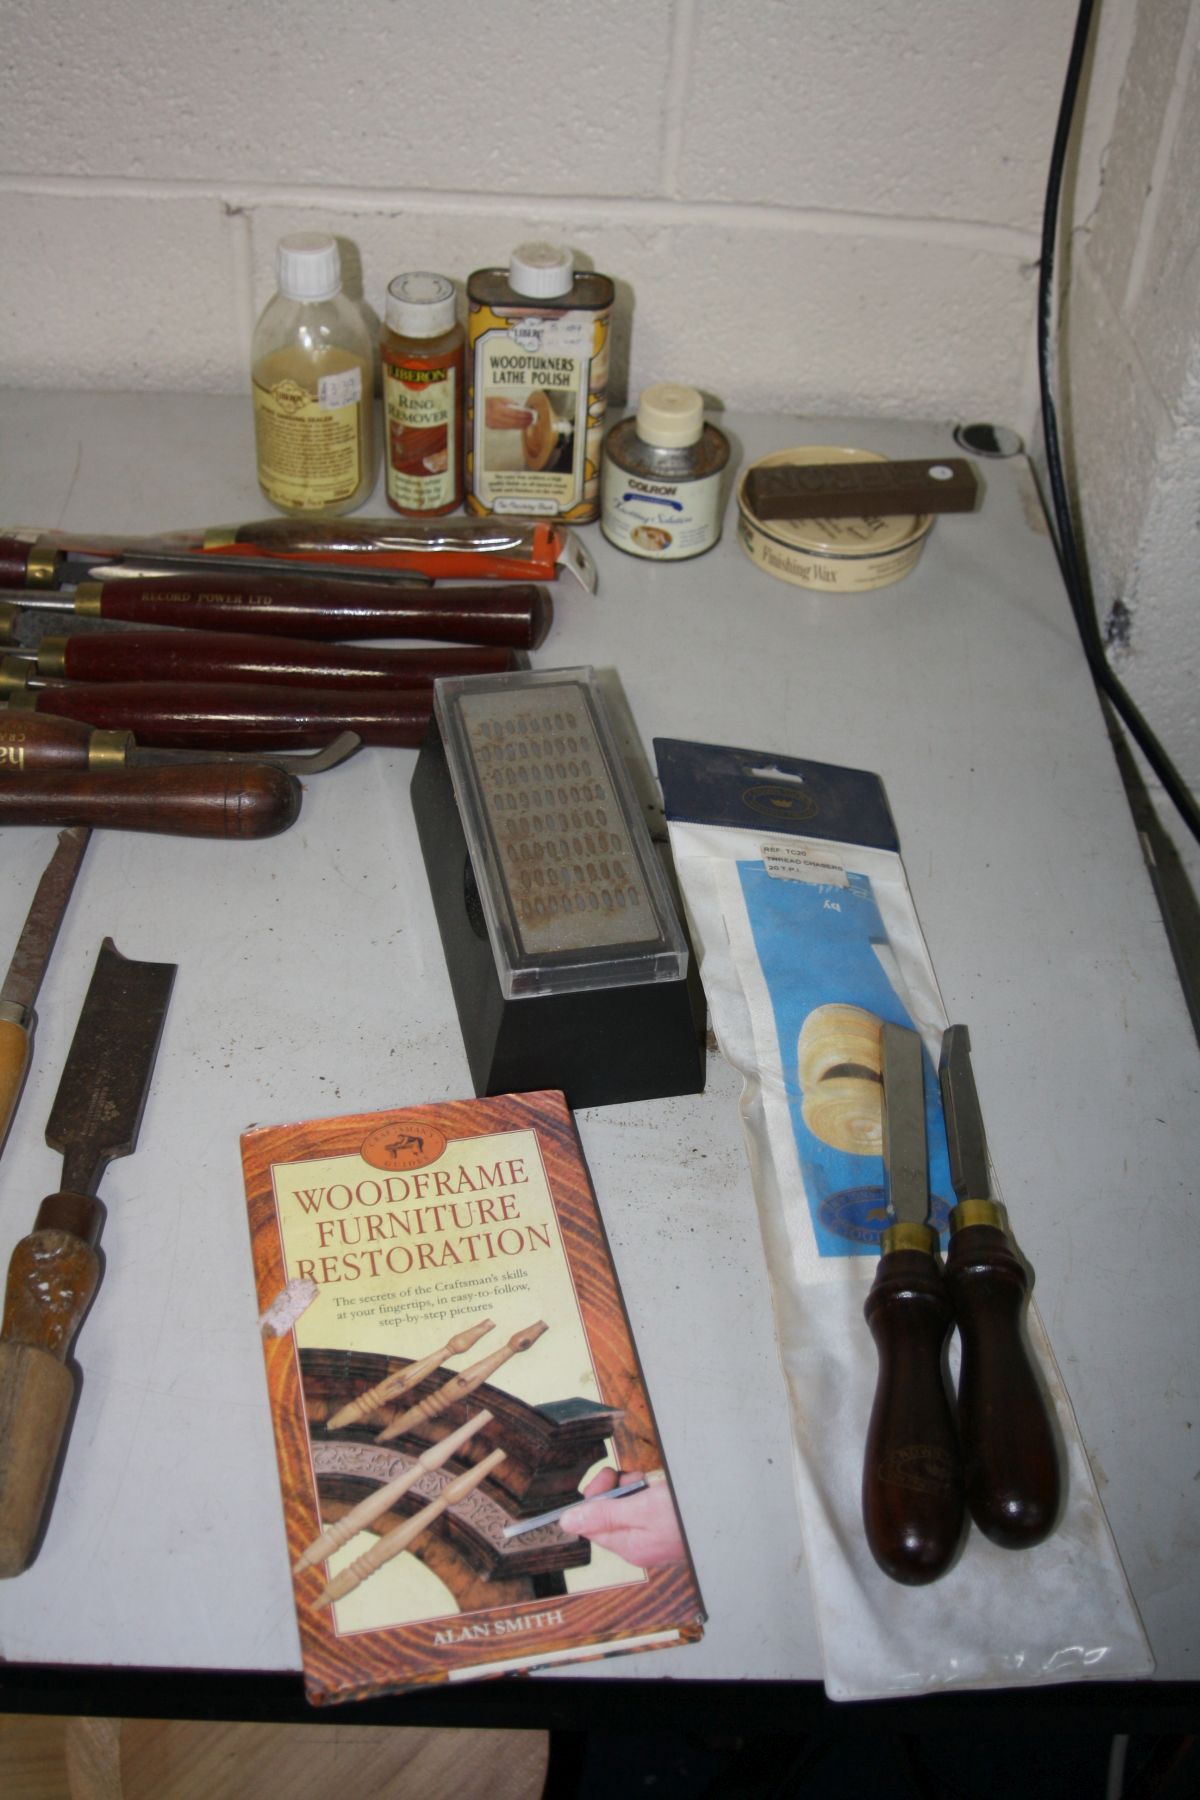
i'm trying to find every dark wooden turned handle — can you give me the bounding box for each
[58,631,517,689]
[26,682,431,750]
[87,578,553,648]
[0,763,301,837]
[944,1222,1061,1548]
[863,1247,964,1584]
[1,711,127,772]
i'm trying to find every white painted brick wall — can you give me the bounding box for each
[1,0,1082,429]
[1065,0,1200,811]
[1,0,1196,813]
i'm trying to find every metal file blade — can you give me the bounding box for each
[880,1021,928,1225]
[938,1023,991,1202]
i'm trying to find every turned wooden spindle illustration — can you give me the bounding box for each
[798,1002,884,1154]
[314,1446,508,1609]
[295,1407,493,1575]
[325,1317,494,1431]
[376,1320,548,1444]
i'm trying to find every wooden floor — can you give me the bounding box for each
[0,1715,549,1799]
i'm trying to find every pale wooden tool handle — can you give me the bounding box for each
[0,1207,102,1579]
[315,1447,506,1608]
[294,1406,492,1574]
[0,1342,75,1578]
[325,1316,494,1431]
[0,1013,32,1155]
[377,1321,546,1443]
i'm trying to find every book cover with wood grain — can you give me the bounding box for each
[241,1088,705,1705]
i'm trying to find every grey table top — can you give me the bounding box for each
[0,393,1195,1694]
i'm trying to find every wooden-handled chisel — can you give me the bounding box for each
[0,517,567,585]
[0,615,518,690]
[0,763,302,838]
[0,827,89,1157]
[938,1025,1061,1548]
[0,936,175,1576]
[3,679,432,750]
[0,536,426,590]
[862,1021,964,1584]
[0,574,552,648]
[1,710,359,775]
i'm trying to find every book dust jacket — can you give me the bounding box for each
[241,1089,705,1704]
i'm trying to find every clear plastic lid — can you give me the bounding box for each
[276,233,342,302]
[434,667,689,999]
[508,242,574,300]
[386,272,457,338]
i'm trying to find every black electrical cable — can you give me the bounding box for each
[1038,0,1200,845]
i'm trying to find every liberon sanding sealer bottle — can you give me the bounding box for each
[465,243,614,523]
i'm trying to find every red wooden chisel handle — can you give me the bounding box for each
[863,1235,965,1584]
[43,630,517,689]
[45,577,552,647]
[0,764,301,837]
[11,682,431,749]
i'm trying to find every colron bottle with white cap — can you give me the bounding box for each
[601,383,731,560]
[465,242,614,522]
[251,232,377,518]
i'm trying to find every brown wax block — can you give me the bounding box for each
[745,457,979,521]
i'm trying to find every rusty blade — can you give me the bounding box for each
[45,936,176,1197]
[0,827,90,1018]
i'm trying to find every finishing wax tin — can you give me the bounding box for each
[737,446,934,593]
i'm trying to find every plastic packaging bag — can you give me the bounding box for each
[658,737,1153,1701]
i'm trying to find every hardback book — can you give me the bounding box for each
[241,1088,705,1705]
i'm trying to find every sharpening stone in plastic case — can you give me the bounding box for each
[411,667,706,1109]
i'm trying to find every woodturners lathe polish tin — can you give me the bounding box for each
[411,666,706,1109]
[737,446,934,592]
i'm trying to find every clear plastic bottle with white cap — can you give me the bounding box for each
[466,241,614,522]
[250,232,377,517]
[601,382,731,560]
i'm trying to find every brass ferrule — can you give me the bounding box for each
[0,602,17,645]
[949,1198,1004,1233]
[0,654,33,695]
[880,1220,938,1256]
[4,690,35,712]
[25,543,61,587]
[73,582,104,617]
[37,636,67,677]
[88,729,134,769]
[205,527,237,548]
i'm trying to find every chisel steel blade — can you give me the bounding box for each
[880,1021,928,1226]
[938,1023,991,1202]
[46,936,176,1196]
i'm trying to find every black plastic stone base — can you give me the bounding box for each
[411,718,707,1110]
